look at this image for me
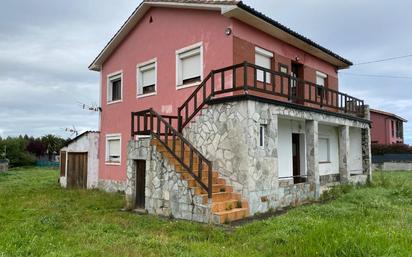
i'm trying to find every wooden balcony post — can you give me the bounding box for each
[243,61,248,94]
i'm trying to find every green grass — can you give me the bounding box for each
[0,168,411,257]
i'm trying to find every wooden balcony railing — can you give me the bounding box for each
[178,62,365,131]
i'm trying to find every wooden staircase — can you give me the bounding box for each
[152,138,249,223]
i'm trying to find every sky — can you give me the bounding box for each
[1,0,411,143]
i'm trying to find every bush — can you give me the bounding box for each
[0,134,67,167]
[371,143,412,155]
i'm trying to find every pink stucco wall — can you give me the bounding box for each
[99,8,233,181]
[98,6,345,182]
[232,19,338,83]
[371,111,403,144]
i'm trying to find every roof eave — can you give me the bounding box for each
[231,2,353,69]
[88,1,236,71]
[89,1,353,72]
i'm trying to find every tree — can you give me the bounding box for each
[41,134,67,161]
[26,138,46,157]
[0,137,36,167]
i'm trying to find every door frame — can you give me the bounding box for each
[66,152,88,189]
[292,133,306,184]
[135,160,146,209]
[291,62,304,103]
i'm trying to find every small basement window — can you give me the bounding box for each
[137,59,157,97]
[106,134,121,164]
[279,64,288,74]
[259,125,265,148]
[107,72,122,103]
[255,46,273,82]
[176,43,203,87]
[319,137,330,163]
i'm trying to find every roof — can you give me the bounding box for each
[370,109,408,122]
[89,0,352,71]
[63,131,100,148]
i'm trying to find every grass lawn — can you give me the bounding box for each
[0,168,411,257]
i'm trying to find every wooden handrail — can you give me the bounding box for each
[132,109,213,199]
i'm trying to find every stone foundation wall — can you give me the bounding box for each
[126,139,211,223]
[184,100,370,215]
[98,179,127,193]
[320,174,340,185]
[349,174,368,184]
[184,101,278,214]
[277,183,313,208]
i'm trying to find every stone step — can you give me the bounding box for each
[211,199,247,212]
[214,208,249,224]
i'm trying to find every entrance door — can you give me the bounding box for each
[291,63,304,103]
[292,134,303,184]
[135,160,146,209]
[67,152,88,188]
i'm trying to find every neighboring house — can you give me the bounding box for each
[88,0,372,223]
[60,131,99,189]
[370,109,407,144]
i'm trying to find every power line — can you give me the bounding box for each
[354,54,412,66]
[340,72,412,80]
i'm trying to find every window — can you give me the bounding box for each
[279,64,288,74]
[137,59,157,97]
[259,125,265,148]
[255,47,273,82]
[319,138,330,163]
[316,71,327,97]
[391,120,395,137]
[106,134,121,164]
[176,43,203,87]
[107,72,122,103]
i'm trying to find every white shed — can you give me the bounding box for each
[60,131,99,189]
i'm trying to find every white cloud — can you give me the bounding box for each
[1,0,412,144]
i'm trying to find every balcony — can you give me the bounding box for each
[178,62,366,130]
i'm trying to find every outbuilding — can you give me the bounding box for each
[60,131,99,189]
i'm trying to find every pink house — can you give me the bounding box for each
[87,0,372,223]
[370,109,407,145]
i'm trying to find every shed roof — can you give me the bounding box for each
[63,131,100,148]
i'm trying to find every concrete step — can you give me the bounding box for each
[186,177,220,187]
[179,171,219,181]
[201,192,241,204]
[211,199,249,212]
[191,184,232,195]
[214,208,249,224]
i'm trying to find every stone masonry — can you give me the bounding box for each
[124,99,371,221]
[184,99,371,215]
[126,138,212,223]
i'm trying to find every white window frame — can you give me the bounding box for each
[176,42,203,89]
[319,137,330,163]
[107,71,123,105]
[255,46,273,82]
[316,71,327,87]
[137,58,157,98]
[105,133,121,165]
